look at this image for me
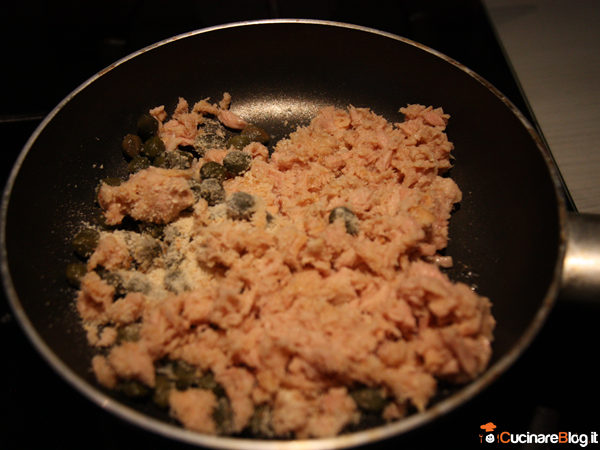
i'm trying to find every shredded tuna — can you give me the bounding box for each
[77,97,495,439]
[91,355,118,389]
[217,109,248,130]
[169,388,218,434]
[98,167,195,225]
[87,234,131,271]
[76,271,115,322]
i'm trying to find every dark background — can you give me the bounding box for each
[0,1,596,448]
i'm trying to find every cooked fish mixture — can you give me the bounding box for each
[70,93,495,439]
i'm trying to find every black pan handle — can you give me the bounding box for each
[560,212,600,304]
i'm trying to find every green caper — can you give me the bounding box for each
[197,371,218,391]
[99,270,127,298]
[173,360,196,377]
[226,192,256,221]
[241,124,270,145]
[152,374,172,408]
[188,179,201,200]
[137,222,165,239]
[174,360,198,390]
[94,210,112,230]
[199,161,227,182]
[195,178,226,206]
[65,262,87,287]
[195,122,226,154]
[132,237,162,271]
[152,155,166,168]
[213,396,235,435]
[137,113,159,141]
[329,206,360,235]
[164,149,193,170]
[350,387,388,412]
[119,379,150,398]
[194,370,225,397]
[72,228,100,258]
[101,177,124,187]
[249,405,274,438]
[212,382,226,399]
[128,156,151,173]
[122,134,142,159]
[225,135,251,151]
[142,136,165,160]
[164,268,190,294]
[125,276,150,294]
[116,323,141,343]
[222,150,252,176]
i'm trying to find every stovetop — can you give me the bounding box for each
[1,1,597,448]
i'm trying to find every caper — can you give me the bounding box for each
[152,375,172,408]
[225,135,251,151]
[128,156,151,173]
[329,206,360,235]
[350,387,388,412]
[195,178,226,206]
[199,161,227,182]
[226,192,256,221]
[116,323,141,343]
[125,275,150,294]
[174,360,198,390]
[164,268,189,294]
[133,238,162,273]
[195,122,226,154]
[188,179,201,200]
[137,113,159,141]
[101,177,124,187]
[94,210,114,231]
[249,405,274,438]
[72,228,100,259]
[222,150,252,176]
[175,376,193,391]
[119,379,150,398]
[122,134,142,159]
[137,222,165,240]
[241,124,270,145]
[65,262,87,287]
[173,360,196,377]
[197,371,218,391]
[152,155,166,168]
[100,270,127,298]
[212,382,226,399]
[213,396,235,435]
[164,149,193,170]
[142,136,165,160]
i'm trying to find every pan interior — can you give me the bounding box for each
[2,21,562,446]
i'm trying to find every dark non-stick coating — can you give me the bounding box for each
[1,20,566,448]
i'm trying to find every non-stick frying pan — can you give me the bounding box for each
[2,20,598,449]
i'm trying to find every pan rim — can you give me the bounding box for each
[0,18,567,449]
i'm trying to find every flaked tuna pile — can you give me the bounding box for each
[70,94,495,439]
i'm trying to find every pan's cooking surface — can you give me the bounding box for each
[1,3,596,449]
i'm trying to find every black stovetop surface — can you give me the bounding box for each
[1,1,597,449]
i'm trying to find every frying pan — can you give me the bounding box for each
[2,19,598,449]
